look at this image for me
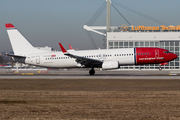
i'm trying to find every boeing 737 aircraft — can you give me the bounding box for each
[5,23,177,75]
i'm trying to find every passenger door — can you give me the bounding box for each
[155,49,159,62]
[36,56,40,64]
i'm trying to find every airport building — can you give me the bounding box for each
[84,0,180,70]
[107,26,180,70]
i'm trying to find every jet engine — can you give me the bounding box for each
[102,60,119,70]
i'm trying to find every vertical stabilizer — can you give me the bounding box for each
[5,23,43,56]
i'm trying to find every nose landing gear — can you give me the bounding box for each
[159,65,162,71]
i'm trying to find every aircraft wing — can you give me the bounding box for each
[65,52,102,66]
[59,43,103,67]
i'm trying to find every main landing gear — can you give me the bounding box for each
[89,68,95,75]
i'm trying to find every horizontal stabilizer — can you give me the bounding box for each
[5,53,26,58]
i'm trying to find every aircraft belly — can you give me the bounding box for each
[57,60,77,68]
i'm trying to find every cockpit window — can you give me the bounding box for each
[164,51,170,54]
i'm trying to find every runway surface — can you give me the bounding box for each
[0,69,180,79]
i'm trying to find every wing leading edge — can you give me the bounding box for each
[59,43,102,67]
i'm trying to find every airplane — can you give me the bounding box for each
[5,23,178,75]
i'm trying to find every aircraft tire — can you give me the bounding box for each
[89,69,95,75]
[159,67,162,71]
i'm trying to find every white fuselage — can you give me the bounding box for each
[25,48,135,68]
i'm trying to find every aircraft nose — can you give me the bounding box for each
[171,53,178,60]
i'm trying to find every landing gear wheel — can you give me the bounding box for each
[159,67,162,71]
[89,69,95,75]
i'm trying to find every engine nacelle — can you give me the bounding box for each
[102,60,119,70]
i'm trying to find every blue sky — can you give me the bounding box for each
[0,0,180,52]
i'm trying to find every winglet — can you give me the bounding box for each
[59,43,67,53]
[5,23,15,29]
[69,44,74,50]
